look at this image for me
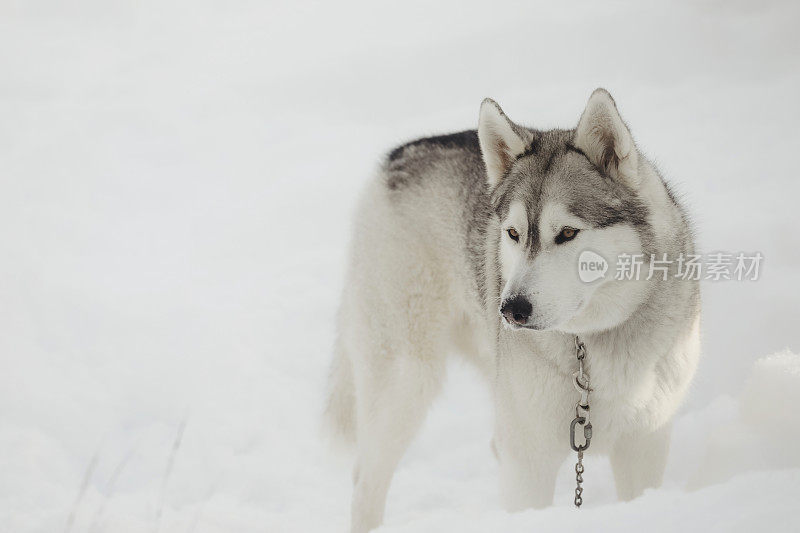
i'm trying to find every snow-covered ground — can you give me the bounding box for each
[1,1,799,531]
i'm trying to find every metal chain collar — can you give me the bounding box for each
[569,335,592,508]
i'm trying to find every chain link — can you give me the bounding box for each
[569,336,592,509]
[575,450,584,507]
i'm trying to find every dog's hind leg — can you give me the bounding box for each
[348,315,447,533]
[323,337,357,449]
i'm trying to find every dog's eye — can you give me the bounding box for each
[507,228,519,242]
[555,227,579,244]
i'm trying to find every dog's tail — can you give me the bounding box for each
[322,338,357,450]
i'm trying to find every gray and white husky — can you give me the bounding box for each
[325,89,700,532]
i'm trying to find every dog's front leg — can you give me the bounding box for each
[610,421,672,501]
[492,401,566,511]
[496,442,564,511]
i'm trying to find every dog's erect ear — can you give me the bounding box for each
[574,89,639,187]
[478,98,532,187]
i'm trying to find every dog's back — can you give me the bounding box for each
[324,131,492,451]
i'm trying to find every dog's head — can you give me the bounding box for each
[479,89,655,333]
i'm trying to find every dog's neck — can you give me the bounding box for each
[575,274,700,400]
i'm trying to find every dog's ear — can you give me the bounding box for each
[574,89,639,187]
[478,99,532,187]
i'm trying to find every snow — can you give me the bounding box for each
[1,1,799,532]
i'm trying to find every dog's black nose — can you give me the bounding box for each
[501,295,532,326]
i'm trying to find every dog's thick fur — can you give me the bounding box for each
[325,89,700,532]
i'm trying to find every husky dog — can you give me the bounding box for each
[325,89,700,533]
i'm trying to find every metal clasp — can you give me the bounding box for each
[573,371,591,408]
[570,416,593,452]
